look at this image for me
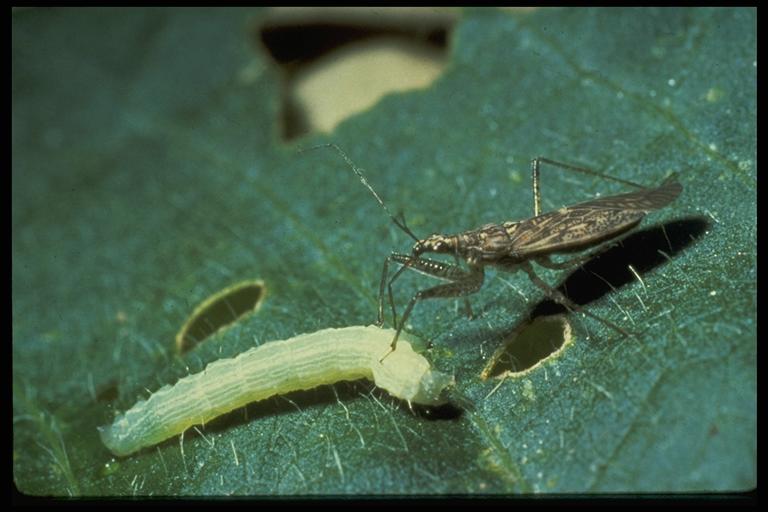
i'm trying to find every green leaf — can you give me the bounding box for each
[13,7,755,495]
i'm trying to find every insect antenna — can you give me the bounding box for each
[300,143,420,242]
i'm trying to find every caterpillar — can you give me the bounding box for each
[99,325,454,456]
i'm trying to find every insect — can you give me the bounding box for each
[309,144,682,354]
[99,326,453,456]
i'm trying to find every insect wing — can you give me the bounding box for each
[508,178,682,257]
[570,176,682,212]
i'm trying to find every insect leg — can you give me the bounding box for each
[455,254,474,319]
[519,261,630,337]
[380,253,479,330]
[376,253,419,328]
[382,255,485,354]
[386,261,411,327]
[376,255,395,326]
[534,253,595,270]
[390,273,484,352]
[530,157,646,217]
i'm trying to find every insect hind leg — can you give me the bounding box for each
[530,157,646,217]
[535,253,595,270]
[519,261,630,337]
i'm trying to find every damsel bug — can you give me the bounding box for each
[307,144,682,354]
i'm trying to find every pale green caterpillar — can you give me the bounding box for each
[99,326,454,456]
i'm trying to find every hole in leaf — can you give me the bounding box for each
[481,315,572,380]
[176,280,266,353]
[255,8,454,139]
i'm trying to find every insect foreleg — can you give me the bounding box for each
[380,254,485,355]
[376,254,418,328]
[518,261,630,337]
[376,255,395,326]
[385,261,411,328]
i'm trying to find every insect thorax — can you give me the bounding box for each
[454,222,523,263]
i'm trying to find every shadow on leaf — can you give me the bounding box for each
[530,216,710,318]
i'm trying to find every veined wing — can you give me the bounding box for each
[505,177,682,257]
